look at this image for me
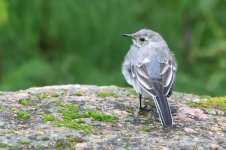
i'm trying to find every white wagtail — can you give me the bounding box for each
[122,29,177,127]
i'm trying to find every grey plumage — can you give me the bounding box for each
[122,29,177,127]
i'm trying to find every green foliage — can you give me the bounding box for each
[16,111,31,120]
[0,0,8,26]
[189,96,226,112]
[0,59,54,90]
[0,0,226,96]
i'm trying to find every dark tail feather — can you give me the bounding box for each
[153,91,172,127]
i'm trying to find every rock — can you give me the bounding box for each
[184,127,197,134]
[0,84,225,149]
[210,144,220,150]
[179,106,208,120]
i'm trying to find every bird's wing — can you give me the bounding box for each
[132,63,157,96]
[160,58,176,97]
[132,56,176,97]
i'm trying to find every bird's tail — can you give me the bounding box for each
[153,90,172,127]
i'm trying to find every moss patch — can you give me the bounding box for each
[87,111,118,122]
[61,110,86,120]
[53,101,78,111]
[51,102,117,133]
[51,91,65,97]
[36,93,49,100]
[44,101,117,133]
[57,110,117,133]
[0,106,7,111]
[42,137,50,141]
[65,104,78,111]
[55,135,86,150]
[0,143,7,148]
[62,110,117,123]
[36,91,65,99]
[16,111,31,120]
[19,140,31,145]
[34,146,44,150]
[44,114,56,122]
[126,108,134,114]
[74,92,83,96]
[1,130,14,135]
[97,92,118,98]
[128,88,137,96]
[142,127,152,132]
[18,98,29,106]
[51,93,60,97]
[145,100,156,109]
[53,100,65,107]
[56,120,95,134]
[189,96,226,112]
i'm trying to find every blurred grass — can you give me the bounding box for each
[0,0,226,96]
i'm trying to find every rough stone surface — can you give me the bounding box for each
[0,85,225,150]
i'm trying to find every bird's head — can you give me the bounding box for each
[122,29,163,48]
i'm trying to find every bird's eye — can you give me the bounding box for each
[139,37,145,42]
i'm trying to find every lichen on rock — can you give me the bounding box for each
[0,85,225,149]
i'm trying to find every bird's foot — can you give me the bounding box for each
[139,105,151,113]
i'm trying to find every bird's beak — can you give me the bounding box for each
[122,34,133,39]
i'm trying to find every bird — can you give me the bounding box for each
[121,28,177,127]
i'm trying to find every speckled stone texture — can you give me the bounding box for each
[0,85,225,150]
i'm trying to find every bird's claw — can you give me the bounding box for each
[139,105,151,113]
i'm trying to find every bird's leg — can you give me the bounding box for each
[139,94,150,112]
[139,94,142,109]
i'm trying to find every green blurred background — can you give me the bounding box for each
[0,0,226,96]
